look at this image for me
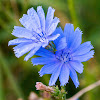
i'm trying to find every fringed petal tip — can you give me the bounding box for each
[79,68,84,74]
[55,17,60,22]
[71,76,80,88]
[8,41,11,46]
[8,40,14,46]
[38,71,43,77]
[75,27,83,34]
[31,63,38,66]
[90,50,95,58]
[53,17,60,25]
[75,83,79,88]
[27,7,34,14]
[48,6,55,12]
[49,82,55,86]
[37,6,43,11]
[74,79,80,88]
[60,81,69,86]
[14,53,20,58]
[24,57,29,61]
[88,41,94,49]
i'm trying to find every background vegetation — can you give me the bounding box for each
[0,0,100,100]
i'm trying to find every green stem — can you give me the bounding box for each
[67,0,79,28]
[64,86,66,100]
[61,86,66,100]
[0,49,24,99]
[0,66,4,100]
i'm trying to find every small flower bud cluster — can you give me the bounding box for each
[35,82,54,93]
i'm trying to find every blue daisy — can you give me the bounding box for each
[32,24,94,88]
[8,6,60,61]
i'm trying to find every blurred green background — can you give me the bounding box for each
[0,0,100,100]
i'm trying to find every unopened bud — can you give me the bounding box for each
[35,82,54,93]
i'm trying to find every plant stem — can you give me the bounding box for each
[67,80,100,100]
[67,0,79,28]
[61,86,66,100]
[64,86,66,100]
[0,49,24,99]
[0,66,4,100]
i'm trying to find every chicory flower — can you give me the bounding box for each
[8,6,60,61]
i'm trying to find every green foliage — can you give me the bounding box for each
[52,86,67,100]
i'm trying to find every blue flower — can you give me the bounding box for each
[8,6,60,61]
[31,24,94,88]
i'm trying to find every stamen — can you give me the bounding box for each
[56,50,72,63]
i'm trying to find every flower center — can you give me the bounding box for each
[32,31,46,42]
[56,50,72,63]
[40,36,46,42]
[37,32,47,42]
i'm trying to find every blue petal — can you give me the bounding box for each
[59,63,69,86]
[24,45,41,61]
[56,37,67,50]
[49,62,63,86]
[69,27,83,51]
[69,66,79,88]
[53,27,64,46]
[47,34,60,41]
[37,6,45,32]
[45,7,55,31]
[12,26,35,39]
[31,56,57,66]
[27,8,41,30]
[64,24,74,48]
[35,48,55,57]
[69,61,84,74]
[73,50,94,62]
[72,41,94,56]
[27,7,40,27]
[8,38,32,46]
[13,42,37,58]
[39,61,60,77]
[46,17,60,36]
[19,8,41,33]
